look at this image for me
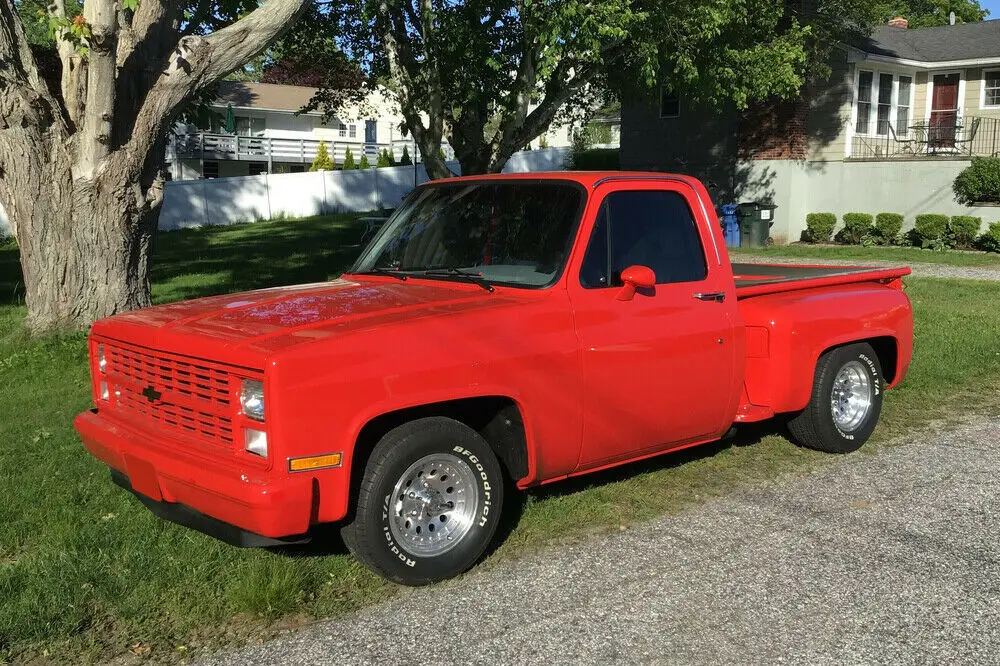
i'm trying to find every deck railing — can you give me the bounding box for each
[167,132,439,165]
[849,116,1000,160]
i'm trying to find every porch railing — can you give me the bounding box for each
[167,132,444,165]
[849,116,1000,160]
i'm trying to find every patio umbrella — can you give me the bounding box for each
[224,103,236,134]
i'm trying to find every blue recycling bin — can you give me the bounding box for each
[720,204,740,247]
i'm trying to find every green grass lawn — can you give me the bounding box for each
[730,243,1000,267]
[2,215,1000,662]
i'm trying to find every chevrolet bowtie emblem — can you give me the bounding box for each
[141,386,162,404]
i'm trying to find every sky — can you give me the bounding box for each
[984,0,1000,19]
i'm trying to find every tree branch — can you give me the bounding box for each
[123,0,309,171]
[46,0,86,124]
[78,0,118,176]
[117,0,179,65]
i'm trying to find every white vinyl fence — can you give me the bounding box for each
[0,147,572,236]
[160,147,571,230]
[159,162,462,230]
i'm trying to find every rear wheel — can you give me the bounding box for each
[787,342,883,453]
[341,417,504,585]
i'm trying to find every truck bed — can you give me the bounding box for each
[732,263,911,298]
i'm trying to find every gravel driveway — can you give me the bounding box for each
[733,253,1000,281]
[207,417,1000,665]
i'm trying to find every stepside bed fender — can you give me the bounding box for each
[738,283,913,415]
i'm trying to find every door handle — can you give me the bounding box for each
[693,291,726,303]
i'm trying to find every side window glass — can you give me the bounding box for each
[609,190,707,285]
[579,202,610,288]
[579,190,707,289]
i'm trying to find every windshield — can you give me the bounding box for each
[350,180,586,288]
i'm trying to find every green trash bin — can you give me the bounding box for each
[737,202,777,247]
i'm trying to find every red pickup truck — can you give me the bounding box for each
[75,172,913,585]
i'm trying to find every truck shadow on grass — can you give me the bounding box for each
[274,419,793,563]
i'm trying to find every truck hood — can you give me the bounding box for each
[92,278,518,366]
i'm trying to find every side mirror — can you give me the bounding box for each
[616,265,656,301]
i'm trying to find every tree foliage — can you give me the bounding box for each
[310,140,336,170]
[888,0,988,27]
[343,146,357,169]
[296,0,890,178]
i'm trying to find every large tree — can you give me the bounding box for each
[302,0,886,179]
[1,0,308,332]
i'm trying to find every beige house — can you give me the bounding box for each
[622,18,1000,243]
[830,17,1000,160]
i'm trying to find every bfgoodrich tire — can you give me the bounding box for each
[341,417,504,585]
[787,342,884,454]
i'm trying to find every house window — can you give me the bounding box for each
[984,70,1000,108]
[876,73,893,136]
[854,70,913,137]
[338,121,347,138]
[365,120,377,143]
[349,123,357,139]
[659,87,680,118]
[897,76,912,137]
[855,71,873,134]
[203,161,219,179]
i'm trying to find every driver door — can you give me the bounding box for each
[569,184,736,470]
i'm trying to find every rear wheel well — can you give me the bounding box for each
[348,397,528,514]
[822,336,898,385]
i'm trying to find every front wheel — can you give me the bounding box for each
[341,417,504,585]
[787,342,884,453]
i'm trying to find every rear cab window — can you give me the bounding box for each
[579,190,708,289]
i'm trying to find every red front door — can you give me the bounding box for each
[568,183,737,471]
[930,74,960,148]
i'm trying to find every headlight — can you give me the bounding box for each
[240,379,265,421]
[97,343,106,373]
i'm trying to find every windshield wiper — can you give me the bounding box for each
[354,267,408,281]
[423,267,495,292]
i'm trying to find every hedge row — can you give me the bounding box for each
[805,212,1000,252]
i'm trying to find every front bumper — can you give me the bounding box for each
[75,409,315,542]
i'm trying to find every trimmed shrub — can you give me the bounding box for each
[566,148,619,170]
[837,212,874,245]
[804,213,836,243]
[399,146,413,166]
[342,147,356,170]
[387,148,397,166]
[954,157,1000,205]
[376,149,391,168]
[948,216,982,249]
[911,214,950,248]
[309,141,335,171]
[873,213,904,245]
[977,222,1000,253]
[359,154,371,169]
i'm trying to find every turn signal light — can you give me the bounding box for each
[288,453,343,472]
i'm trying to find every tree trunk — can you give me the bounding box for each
[13,157,159,332]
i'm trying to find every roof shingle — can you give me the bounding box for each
[213,81,319,113]
[856,19,1000,62]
